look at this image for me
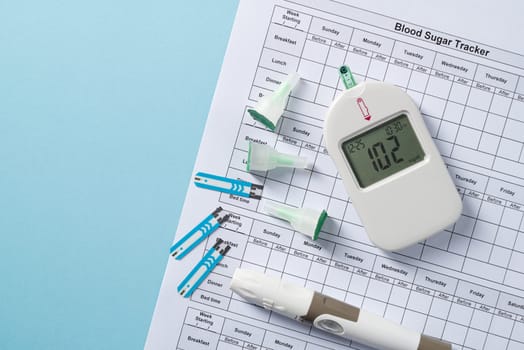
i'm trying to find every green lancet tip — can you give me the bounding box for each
[246,142,252,171]
[313,210,328,240]
[248,109,276,130]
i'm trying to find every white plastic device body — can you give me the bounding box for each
[230,268,450,350]
[324,82,462,250]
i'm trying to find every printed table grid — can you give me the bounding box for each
[171,4,524,350]
[178,307,522,350]
[179,209,524,350]
[178,307,339,350]
[224,107,524,290]
[248,6,524,181]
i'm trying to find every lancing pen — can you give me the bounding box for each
[230,268,451,350]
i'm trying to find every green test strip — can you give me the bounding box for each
[339,65,357,90]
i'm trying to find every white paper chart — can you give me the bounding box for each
[146,1,524,349]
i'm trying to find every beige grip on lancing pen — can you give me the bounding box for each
[230,268,451,350]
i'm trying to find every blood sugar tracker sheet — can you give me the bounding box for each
[146,1,524,349]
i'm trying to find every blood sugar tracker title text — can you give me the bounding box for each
[395,23,490,57]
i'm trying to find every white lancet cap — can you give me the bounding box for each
[248,72,300,131]
[263,200,328,240]
[247,142,309,172]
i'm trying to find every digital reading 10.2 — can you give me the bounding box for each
[342,114,425,188]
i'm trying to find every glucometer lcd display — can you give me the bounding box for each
[341,114,425,188]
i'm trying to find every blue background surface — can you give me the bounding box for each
[0,1,239,348]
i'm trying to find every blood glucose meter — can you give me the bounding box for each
[324,81,462,251]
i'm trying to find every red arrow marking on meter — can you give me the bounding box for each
[357,98,371,121]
